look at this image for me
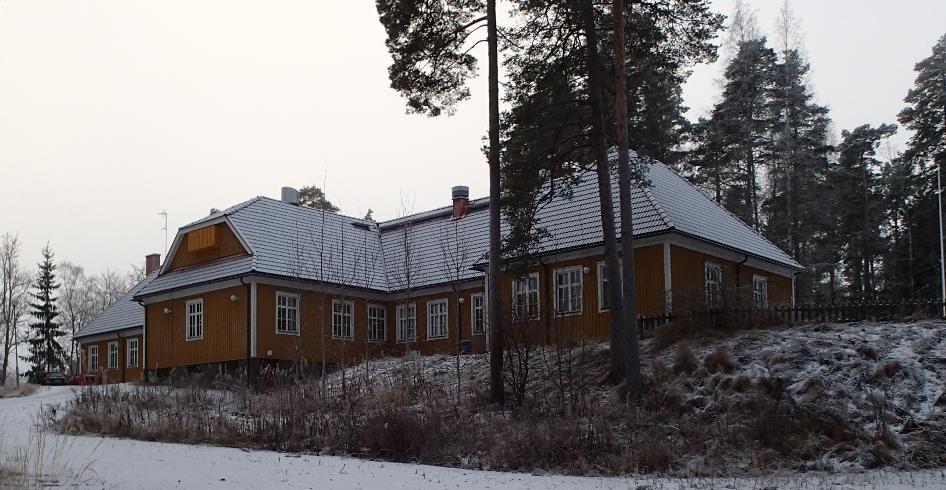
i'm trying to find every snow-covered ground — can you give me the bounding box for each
[2,320,946,488]
[0,387,943,487]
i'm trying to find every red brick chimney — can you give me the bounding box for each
[145,253,161,275]
[452,186,469,220]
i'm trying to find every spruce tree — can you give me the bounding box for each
[24,245,66,375]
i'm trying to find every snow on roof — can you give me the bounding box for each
[75,272,157,339]
[134,151,802,301]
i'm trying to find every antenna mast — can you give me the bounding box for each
[158,210,168,256]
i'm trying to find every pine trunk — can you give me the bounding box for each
[581,0,626,380]
[487,0,505,404]
[611,0,642,398]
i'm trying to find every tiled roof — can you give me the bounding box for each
[134,151,802,299]
[74,272,156,339]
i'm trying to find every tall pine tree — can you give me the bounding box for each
[898,33,946,171]
[691,38,777,229]
[24,245,66,375]
[762,47,832,301]
[893,33,946,301]
[500,0,720,379]
[828,124,897,301]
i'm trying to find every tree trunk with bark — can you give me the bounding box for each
[611,0,642,398]
[487,0,505,404]
[580,0,626,380]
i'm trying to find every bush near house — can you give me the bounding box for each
[56,321,946,476]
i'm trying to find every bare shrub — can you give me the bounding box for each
[672,343,697,374]
[872,360,904,382]
[0,383,37,398]
[703,346,737,373]
[633,434,673,473]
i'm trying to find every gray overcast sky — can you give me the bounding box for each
[1,0,944,274]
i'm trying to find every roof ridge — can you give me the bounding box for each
[378,196,490,228]
[254,196,380,225]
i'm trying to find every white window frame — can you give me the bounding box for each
[107,341,118,370]
[127,338,139,368]
[88,345,99,372]
[396,303,416,342]
[332,299,354,340]
[597,261,624,312]
[705,262,723,308]
[470,293,485,335]
[275,291,300,335]
[512,272,540,321]
[186,298,204,341]
[367,304,386,342]
[554,266,584,316]
[597,262,609,312]
[752,275,768,308]
[427,299,449,340]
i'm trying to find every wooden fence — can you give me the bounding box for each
[638,299,945,337]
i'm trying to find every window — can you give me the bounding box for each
[368,305,386,342]
[471,293,485,335]
[276,292,300,334]
[186,298,204,341]
[88,345,98,372]
[107,341,118,369]
[397,304,416,342]
[705,262,722,308]
[427,299,449,339]
[554,266,583,315]
[753,275,768,308]
[332,300,354,340]
[597,262,609,311]
[127,338,139,368]
[512,273,540,320]
[597,261,624,312]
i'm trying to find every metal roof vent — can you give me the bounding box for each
[281,187,300,205]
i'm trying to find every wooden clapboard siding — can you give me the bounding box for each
[255,284,398,366]
[140,240,797,374]
[390,287,485,356]
[78,333,143,383]
[145,286,248,370]
[669,244,792,310]
[166,223,247,272]
[496,244,666,343]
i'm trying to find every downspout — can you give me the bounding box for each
[735,255,748,303]
[239,277,252,384]
[136,299,146,382]
[792,272,798,307]
[117,331,125,383]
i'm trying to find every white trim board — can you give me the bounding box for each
[160,216,254,277]
[75,328,143,344]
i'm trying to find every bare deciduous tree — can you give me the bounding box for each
[59,261,95,374]
[1,234,30,386]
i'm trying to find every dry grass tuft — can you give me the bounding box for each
[672,344,698,374]
[703,346,737,373]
